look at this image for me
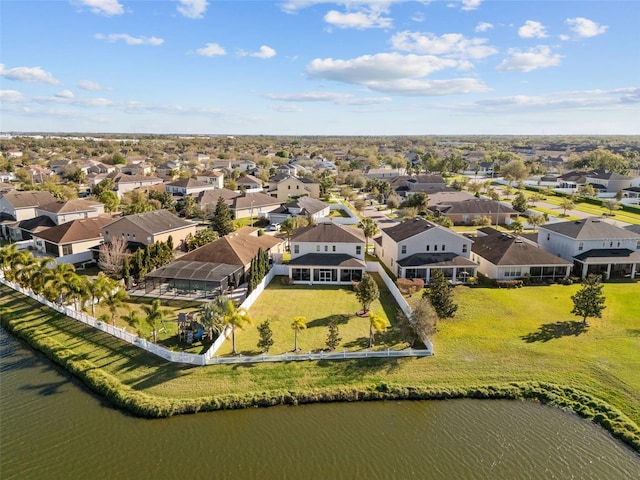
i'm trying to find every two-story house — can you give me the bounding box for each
[101,209,196,248]
[268,197,331,226]
[237,174,263,193]
[268,175,321,201]
[0,190,56,222]
[36,198,105,225]
[375,217,477,284]
[32,216,113,264]
[196,170,224,189]
[165,178,217,196]
[538,217,640,279]
[288,222,366,284]
[105,171,163,197]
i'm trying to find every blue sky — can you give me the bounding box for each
[1,0,638,135]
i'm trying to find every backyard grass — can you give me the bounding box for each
[1,280,639,448]
[216,274,404,356]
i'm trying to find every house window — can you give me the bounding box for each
[426,245,430,251]
[610,242,613,248]
[294,245,299,254]
[442,244,446,251]
[578,242,584,251]
[62,244,72,256]
[324,245,328,252]
[316,245,320,252]
[547,233,550,241]
[462,244,468,253]
[434,245,438,251]
[617,241,620,247]
[332,245,336,252]
[356,246,362,255]
[401,245,407,254]
[288,185,291,190]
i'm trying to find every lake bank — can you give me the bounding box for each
[1,284,639,452]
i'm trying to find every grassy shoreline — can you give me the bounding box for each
[1,284,639,453]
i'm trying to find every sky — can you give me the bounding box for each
[1,0,638,136]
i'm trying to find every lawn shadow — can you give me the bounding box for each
[521,320,588,343]
[625,329,640,337]
[19,380,68,396]
[317,357,401,376]
[306,314,352,329]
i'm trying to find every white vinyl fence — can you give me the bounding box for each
[2,260,433,365]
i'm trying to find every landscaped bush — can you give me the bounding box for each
[496,279,524,288]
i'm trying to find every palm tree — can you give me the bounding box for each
[368,311,389,348]
[290,316,307,352]
[223,300,253,354]
[200,297,227,341]
[358,217,378,256]
[560,197,575,216]
[122,309,143,334]
[280,217,297,252]
[14,253,38,289]
[67,274,91,311]
[141,299,170,343]
[0,244,18,277]
[103,288,129,326]
[87,273,113,317]
[528,213,546,231]
[27,257,55,295]
[44,263,77,305]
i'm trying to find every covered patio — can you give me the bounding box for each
[288,253,366,284]
[397,252,477,284]
[573,249,640,279]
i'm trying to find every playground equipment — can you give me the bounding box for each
[178,312,205,344]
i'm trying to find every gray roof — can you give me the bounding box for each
[471,229,571,266]
[428,199,517,215]
[397,253,477,268]
[289,253,366,268]
[1,190,56,208]
[382,217,438,242]
[573,249,640,264]
[291,222,364,243]
[105,209,194,235]
[167,178,210,188]
[283,196,329,215]
[540,217,640,240]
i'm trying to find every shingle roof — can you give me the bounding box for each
[167,178,210,188]
[428,199,517,215]
[397,252,477,268]
[540,217,640,240]
[573,248,640,264]
[236,174,262,185]
[38,198,102,214]
[34,216,113,244]
[1,190,56,208]
[283,196,328,215]
[291,222,364,243]
[471,229,572,266]
[289,253,366,268]
[194,188,241,207]
[233,192,282,209]
[180,230,284,266]
[105,209,194,235]
[382,217,437,242]
[17,215,56,232]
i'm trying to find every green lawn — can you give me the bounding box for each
[216,274,404,356]
[1,280,639,447]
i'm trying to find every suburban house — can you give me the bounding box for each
[101,209,196,248]
[427,198,518,226]
[237,174,263,193]
[196,170,224,188]
[36,198,105,225]
[165,178,217,196]
[268,175,321,201]
[32,216,113,263]
[103,171,163,196]
[366,167,407,179]
[192,188,241,215]
[0,190,56,222]
[288,222,366,284]
[3,215,56,242]
[120,161,153,176]
[211,159,256,172]
[470,227,572,280]
[584,170,633,193]
[268,197,331,226]
[143,228,285,297]
[231,192,282,219]
[375,217,477,284]
[87,162,116,175]
[538,217,640,279]
[155,160,182,178]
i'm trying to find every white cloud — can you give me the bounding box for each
[0,64,60,84]
[265,91,391,105]
[366,77,490,96]
[177,0,209,19]
[566,17,608,38]
[77,80,104,91]
[460,0,483,11]
[497,46,562,72]
[307,53,459,84]
[0,90,24,103]
[94,33,164,46]
[280,1,412,14]
[239,45,277,59]
[196,43,226,57]
[76,0,124,16]
[518,20,548,39]
[475,22,493,33]
[391,31,497,59]
[55,90,75,99]
[324,9,392,29]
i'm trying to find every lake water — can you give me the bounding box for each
[1,327,638,480]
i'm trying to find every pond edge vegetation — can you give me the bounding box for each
[2,301,638,454]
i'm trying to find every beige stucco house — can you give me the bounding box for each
[101,209,196,248]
